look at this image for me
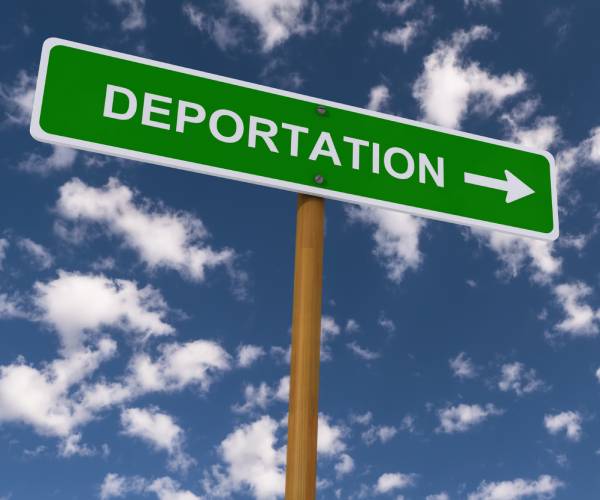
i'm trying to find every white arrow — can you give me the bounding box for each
[464,170,535,203]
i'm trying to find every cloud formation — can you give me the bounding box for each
[121,406,194,471]
[34,271,173,353]
[366,84,391,112]
[449,352,477,379]
[498,362,545,396]
[0,338,117,437]
[544,411,582,441]
[0,70,35,126]
[552,282,600,337]
[375,472,416,494]
[56,178,240,285]
[346,206,425,283]
[18,146,78,175]
[109,0,147,31]
[413,26,527,128]
[437,403,503,433]
[468,475,564,500]
[100,473,202,500]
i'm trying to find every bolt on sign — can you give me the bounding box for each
[31,38,558,239]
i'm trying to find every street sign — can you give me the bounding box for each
[31,38,558,240]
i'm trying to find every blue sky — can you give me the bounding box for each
[1,1,600,499]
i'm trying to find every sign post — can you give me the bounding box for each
[31,38,558,241]
[285,194,325,500]
[30,38,560,500]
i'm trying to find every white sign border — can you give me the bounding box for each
[30,37,559,241]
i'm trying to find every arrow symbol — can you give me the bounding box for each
[464,170,535,203]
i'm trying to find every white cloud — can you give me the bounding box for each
[400,414,416,433]
[0,238,8,269]
[437,403,503,433]
[100,474,201,500]
[557,233,590,252]
[321,315,341,361]
[498,362,544,396]
[345,319,360,333]
[270,345,291,364]
[0,334,230,454]
[544,411,582,441]
[362,425,397,445]
[274,376,289,402]
[237,345,266,368]
[100,473,144,499]
[17,238,54,269]
[0,292,26,319]
[555,126,600,190]
[182,3,242,51]
[596,367,600,383]
[366,84,391,112]
[464,0,502,8]
[147,477,203,500]
[350,411,373,426]
[317,413,347,456]
[205,412,346,498]
[18,146,78,174]
[109,0,147,31]
[375,472,416,494]
[232,376,288,414]
[499,98,560,152]
[226,0,314,51]
[505,98,540,124]
[182,2,205,29]
[449,352,477,379]
[204,416,286,499]
[233,382,272,414]
[128,340,232,394]
[552,282,599,336]
[413,26,527,128]
[56,178,238,284]
[0,339,116,437]
[58,432,95,457]
[347,206,425,283]
[504,115,560,151]
[0,70,35,126]
[377,0,416,16]
[470,229,561,284]
[214,0,351,52]
[260,58,305,90]
[588,126,600,163]
[334,453,354,477]
[426,493,450,500]
[91,257,117,272]
[79,339,231,420]
[34,271,173,353]
[378,312,396,333]
[5,338,229,460]
[468,475,564,500]
[347,341,381,361]
[379,21,424,51]
[121,407,193,471]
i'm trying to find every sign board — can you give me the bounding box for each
[31,38,558,240]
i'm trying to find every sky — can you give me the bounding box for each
[1,1,600,499]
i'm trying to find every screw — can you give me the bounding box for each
[316,106,327,116]
[314,174,324,185]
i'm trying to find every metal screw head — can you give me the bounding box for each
[316,106,327,116]
[314,174,324,185]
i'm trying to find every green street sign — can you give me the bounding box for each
[31,38,558,240]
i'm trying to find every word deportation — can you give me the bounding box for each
[103,84,445,186]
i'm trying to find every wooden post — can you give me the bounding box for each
[285,194,325,500]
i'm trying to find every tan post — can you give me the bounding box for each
[284,194,325,500]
